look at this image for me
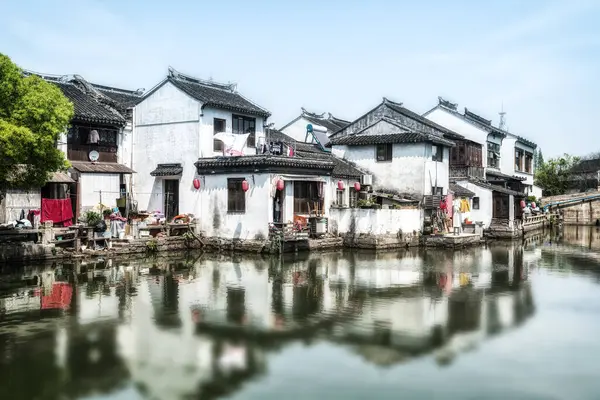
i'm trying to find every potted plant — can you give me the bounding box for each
[103,209,112,220]
[83,210,102,227]
[358,199,375,209]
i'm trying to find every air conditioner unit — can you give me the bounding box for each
[361,174,373,186]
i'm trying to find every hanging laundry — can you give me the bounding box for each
[445,192,453,215]
[460,198,471,213]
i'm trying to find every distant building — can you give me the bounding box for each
[279,108,350,149]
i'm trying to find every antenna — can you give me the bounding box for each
[498,102,507,130]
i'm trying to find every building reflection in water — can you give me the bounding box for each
[0,243,539,399]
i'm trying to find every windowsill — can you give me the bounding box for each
[376,159,393,163]
[227,211,246,215]
[515,170,534,176]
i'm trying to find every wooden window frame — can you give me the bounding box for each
[232,114,256,148]
[376,143,393,162]
[227,178,246,213]
[473,196,480,210]
[432,144,443,162]
[213,118,226,152]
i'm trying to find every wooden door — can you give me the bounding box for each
[163,180,179,221]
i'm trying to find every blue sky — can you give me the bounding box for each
[1,0,599,158]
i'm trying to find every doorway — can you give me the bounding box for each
[164,179,179,221]
[273,189,283,223]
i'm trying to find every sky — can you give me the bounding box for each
[1,0,599,158]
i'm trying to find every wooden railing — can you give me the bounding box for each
[523,214,547,227]
[449,166,485,179]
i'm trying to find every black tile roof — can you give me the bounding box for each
[572,158,600,173]
[329,131,455,147]
[70,161,135,174]
[383,98,463,140]
[195,155,334,175]
[166,67,270,118]
[265,129,364,178]
[486,170,526,182]
[450,183,475,197]
[466,178,525,197]
[24,71,143,126]
[301,109,350,133]
[150,163,183,177]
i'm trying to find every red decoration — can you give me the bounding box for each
[354,182,361,191]
[242,180,249,192]
[337,180,344,190]
[193,178,201,190]
[276,179,284,191]
[531,202,536,208]
[520,200,526,208]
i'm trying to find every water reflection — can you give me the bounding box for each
[1,244,537,399]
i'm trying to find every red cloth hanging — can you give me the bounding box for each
[40,282,73,310]
[41,198,73,227]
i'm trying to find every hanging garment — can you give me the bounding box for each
[41,199,73,227]
[445,193,453,215]
[88,129,100,144]
[460,198,471,213]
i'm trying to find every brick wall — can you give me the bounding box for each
[561,200,600,225]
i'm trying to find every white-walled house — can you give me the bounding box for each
[424,98,542,199]
[328,98,459,199]
[279,108,350,146]
[133,67,271,220]
[31,72,141,220]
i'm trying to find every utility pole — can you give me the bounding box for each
[498,103,507,131]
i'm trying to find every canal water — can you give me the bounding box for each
[1,227,600,400]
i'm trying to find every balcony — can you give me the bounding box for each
[67,144,118,163]
[450,166,485,180]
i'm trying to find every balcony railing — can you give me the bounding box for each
[450,166,485,179]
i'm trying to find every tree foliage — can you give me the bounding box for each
[534,148,544,173]
[0,53,73,189]
[534,153,580,196]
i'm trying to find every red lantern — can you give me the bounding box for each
[276,179,284,191]
[242,180,249,192]
[337,180,344,190]
[354,182,361,191]
[193,178,200,190]
[531,202,536,209]
[520,200,526,208]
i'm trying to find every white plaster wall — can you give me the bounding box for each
[1,189,41,223]
[333,142,429,197]
[119,123,133,169]
[424,108,489,168]
[198,173,271,240]
[79,173,121,209]
[425,145,450,195]
[329,208,423,235]
[455,180,493,228]
[500,137,517,177]
[201,107,265,158]
[134,81,201,214]
[280,116,319,143]
[329,178,358,207]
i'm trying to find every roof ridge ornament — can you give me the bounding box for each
[382,97,403,107]
[438,96,458,111]
[168,66,236,92]
[301,107,325,119]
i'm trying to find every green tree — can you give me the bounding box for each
[0,53,73,189]
[534,153,579,196]
[534,148,544,173]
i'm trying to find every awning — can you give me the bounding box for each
[151,163,183,177]
[70,161,135,174]
[277,174,327,182]
[449,183,475,197]
[46,171,75,183]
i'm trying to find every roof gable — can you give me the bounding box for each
[330,98,463,142]
[165,67,270,118]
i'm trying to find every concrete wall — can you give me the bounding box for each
[0,189,41,223]
[329,208,422,235]
[79,173,121,210]
[561,199,600,225]
[454,180,494,228]
[332,142,449,197]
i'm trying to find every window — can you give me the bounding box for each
[68,125,118,147]
[376,144,392,162]
[515,149,524,171]
[473,197,480,210]
[349,188,359,208]
[432,144,443,162]
[487,142,500,169]
[336,189,345,206]
[232,115,256,147]
[227,178,246,213]
[294,181,322,214]
[524,152,533,173]
[213,118,226,152]
[431,187,443,196]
